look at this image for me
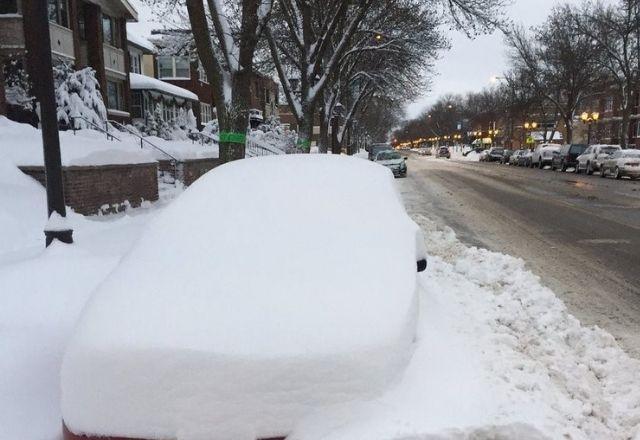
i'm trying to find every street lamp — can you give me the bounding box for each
[523,122,538,148]
[580,111,600,145]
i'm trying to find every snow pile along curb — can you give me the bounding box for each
[287,214,640,440]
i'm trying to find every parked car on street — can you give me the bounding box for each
[509,149,524,165]
[485,147,505,162]
[518,150,533,167]
[479,150,490,162]
[437,146,451,159]
[600,149,640,179]
[60,155,427,440]
[576,144,621,175]
[551,144,588,172]
[368,143,393,161]
[417,148,432,156]
[500,149,514,164]
[531,144,561,169]
[374,150,408,177]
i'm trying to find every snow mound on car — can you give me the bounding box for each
[61,155,423,440]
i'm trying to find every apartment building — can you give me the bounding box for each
[0,0,137,123]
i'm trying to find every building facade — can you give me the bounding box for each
[0,0,137,123]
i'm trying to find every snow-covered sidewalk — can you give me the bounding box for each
[1,161,639,440]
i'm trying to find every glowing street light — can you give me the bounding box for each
[581,111,600,145]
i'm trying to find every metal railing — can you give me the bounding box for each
[189,131,219,146]
[246,137,287,157]
[107,119,178,163]
[70,115,121,141]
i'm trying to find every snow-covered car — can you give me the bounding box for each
[551,144,587,172]
[368,142,393,160]
[478,150,490,162]
[519,150,533,167]
[485,147,505,162]
[576,144,621,175]
[531,143,561,169]
[600,149,640,180]
[61,155,427,440]
[437,146,451,159]
[509,149,524,165]
[374,150,408,177]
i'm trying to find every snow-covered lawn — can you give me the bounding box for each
[1,156,639,440]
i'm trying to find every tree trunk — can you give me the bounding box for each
[318,103,330,153]
[563,116,573,144]
[297,102,316,152]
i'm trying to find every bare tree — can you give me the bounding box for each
[146,0,273,163]
[506,4,603,144]
[577,0,640,147]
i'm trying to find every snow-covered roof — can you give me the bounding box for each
[127,32,156,53]
[129,73,198,101]
[531,131,563,141]
[61,155,424,439]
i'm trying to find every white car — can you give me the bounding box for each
[531,143,561,169]
[374,150,408,177]
[600,149,640,179]
[576,144,621,175]
[61,155,427,440]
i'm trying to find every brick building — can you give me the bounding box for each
[0,0,138,123]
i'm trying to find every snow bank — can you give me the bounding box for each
[0,154,48,255]
[0,116,156,166]
[286,213,640,440]
[61,155,424,439]
[130,73,198,101]
[0,116,216,165]
[451,150,481,162]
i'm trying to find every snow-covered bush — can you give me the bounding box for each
[53,63,107,130]
[250,119,298,153]
[3,57,34,110]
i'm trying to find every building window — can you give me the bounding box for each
[48,0,69,27]
[157,56,190,79]
[605,96,614,113]
[0,0,18,14]
[106,80,123,110]
[201,102,213,123]
[197,61,208,83]
[102,14,119,47]
[131,91,143,118]
[130,52,141,74]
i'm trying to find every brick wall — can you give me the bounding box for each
[158,158,220,186]
[20,163,159,215]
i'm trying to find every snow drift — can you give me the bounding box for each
[61,155,426,440]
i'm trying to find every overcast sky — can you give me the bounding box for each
[404,0,589,119]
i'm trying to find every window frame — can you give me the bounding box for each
[157,56,191,80]
[48,0,69,28]
[106,80,124,110]
[130,51,142,74]
[102,14,120,48]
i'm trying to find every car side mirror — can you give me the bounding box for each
[404,157,408,160]
[417,258,427,272]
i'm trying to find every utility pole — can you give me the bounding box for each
[24,0,73,246]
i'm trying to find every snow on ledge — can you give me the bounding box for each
[129,73,198,101]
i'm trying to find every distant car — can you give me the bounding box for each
[417,148,432,156]
[600,149,640,180]
[437,146,451,159]
[551,144,588,172]
[500,149,514,164]
[509,149,524,165]
[374,150,408,177]
[518,150,533,167]
[531,144,561,169]
[368,143,393,161]
[486,147,505,162]
[576,144,622,174]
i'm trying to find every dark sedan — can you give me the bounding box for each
[551,144,588,172]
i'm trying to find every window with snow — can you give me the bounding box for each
[157,56,190,79]
[102,14,120,47]
[130,52,141,74]
[106,80,123,110]
[48,0,68,27]
[198,61,208,83]
[605,96,614,113]
[201,102,212,123]
[131,91,143,118]
[0,0,18,14]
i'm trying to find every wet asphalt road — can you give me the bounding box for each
[399,155,640,356]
